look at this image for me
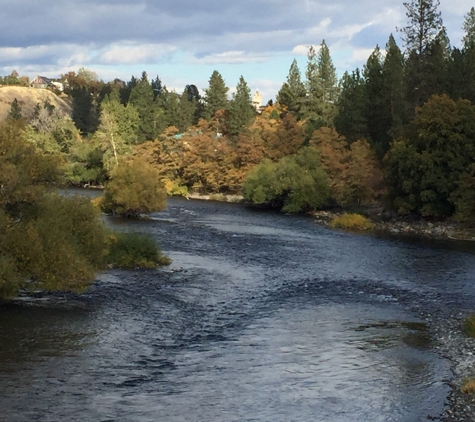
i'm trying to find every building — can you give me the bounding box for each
[30,75,64,91]
[252,89,262,111]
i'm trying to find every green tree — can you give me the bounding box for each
[302,41,338,130]
[385,94,475,217]
[399,0,445,108]
[382,34,407,140]
[102,157,168,217]
[203,70,229,120]
[243,147,331,212]
[276,59,306,119]
[129,72,160,142]
[0,120,108,298]
[462,8,475,103]
[334,69,368,143]
[7,98,22,120]
[363,46,391,158]
[227,76,255,136]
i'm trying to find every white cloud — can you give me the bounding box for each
[192,51,271,65]
[98,43,177,65]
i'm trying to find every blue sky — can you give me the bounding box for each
[0,0,472,102]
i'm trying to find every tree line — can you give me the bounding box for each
[6,1,475,220]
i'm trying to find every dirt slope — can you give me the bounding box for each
[0,86,72,121]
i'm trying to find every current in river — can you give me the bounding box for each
[2,195,475,421]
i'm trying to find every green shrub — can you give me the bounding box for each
[105,231,171,269]
[243,147,331,213]
[165,179,189,197]
[330,213,374,230]
[102,158,167,217]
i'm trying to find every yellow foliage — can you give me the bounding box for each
[90,196,104,209]
[461,378,475,394]
[330,213,374,230]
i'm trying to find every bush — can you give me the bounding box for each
[105,231,171,269]
[243,147,331,213]
[463,314,475,338]
[102,158,167,217]
[164,179,189,197]
[330,213,374,230]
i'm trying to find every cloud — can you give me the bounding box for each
[0,0,474,99]
[192,51,271,65]
[98,43,177,65]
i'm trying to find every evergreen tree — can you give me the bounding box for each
[462,7,475,47]
[382,34,407,140]
[462,8,475,103]
[399,0,445,108]
[302,41,338,130]
[178,90,198,132]
[334,70,368,143]
[203,71,229,120]
[227,76,255,136]
[363,46,391,158]
[276,59,306,119]
[72,87,99,135]
[128,72,159,142]
[151,76,163,100]
[7,98,22,120]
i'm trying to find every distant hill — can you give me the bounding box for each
[0,86,72,122]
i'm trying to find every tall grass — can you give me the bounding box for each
[105,231,171,269]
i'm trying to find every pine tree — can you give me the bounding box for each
[363,46,391,158]
[7,98,22,120]
[334,70,368,143]
[462,8,475,103]
[129,72,159,142]
[302,41,338,130]
[382,34,407,140]
[462,7,475,48]
[276,59,306,119]
[399,0,445,108]
[203,71,229,120]
[227,76,255,136]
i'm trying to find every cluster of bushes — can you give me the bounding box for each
[0,120,170,300]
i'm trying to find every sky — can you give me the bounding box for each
[0,0,473,102]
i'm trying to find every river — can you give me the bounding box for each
[2,196,475,421]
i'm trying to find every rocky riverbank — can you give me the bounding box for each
[312,209,475,241]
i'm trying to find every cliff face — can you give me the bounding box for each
[0,86,72,121]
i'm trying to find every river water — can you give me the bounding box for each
[2,196,475,421]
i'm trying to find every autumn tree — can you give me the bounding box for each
[310,127,382,207]
[266,112,305,160]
